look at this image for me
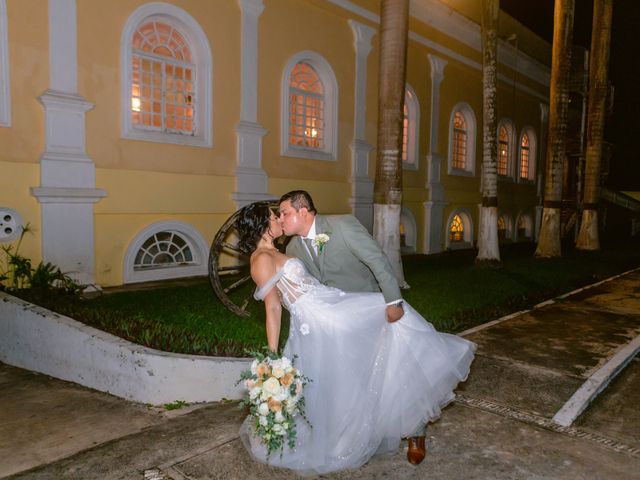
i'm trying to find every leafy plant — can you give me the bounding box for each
[163,400,189,410]
[0,223,83,296]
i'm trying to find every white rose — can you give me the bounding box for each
[274,411,285,423]
[263,377,282,397]
[272,424,285,436]
[272,366,285,379]
[259,416,268,426]
[249,386,261,400]
[280,357,292,370]
[250,359,258,374]
[258,402,269,416]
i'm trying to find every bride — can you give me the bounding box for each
[236,202,475,476]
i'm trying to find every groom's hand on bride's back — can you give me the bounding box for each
[386,304,404,323]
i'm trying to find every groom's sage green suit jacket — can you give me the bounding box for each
[285,214,402,303]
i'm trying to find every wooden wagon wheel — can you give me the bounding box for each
[208,202,287,318]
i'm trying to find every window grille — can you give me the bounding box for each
[134,231,195,270]
[449,214,464,242]
[520,133,530,179]
[452,112,467,169]
[131,21,195,136]
[288,62,324,149]
[498,126,509,175]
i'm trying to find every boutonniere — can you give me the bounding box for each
[313,233,330,253]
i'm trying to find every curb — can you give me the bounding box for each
[458,265,640,338]
[0,292,251,405]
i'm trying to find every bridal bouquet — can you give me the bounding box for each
[239,349,311,456]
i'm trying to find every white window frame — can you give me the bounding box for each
[123,220,209,283]
[120,3,212,147]
[0,0,10,127]
[281,51,338,161]
[447,102,476,176]
[518,126,537,183]
[402,83,420,171]
[497,118,516,179]
[445,208,474,250]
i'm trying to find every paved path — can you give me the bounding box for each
[2,271,640,479]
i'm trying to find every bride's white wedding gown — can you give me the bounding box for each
[240,258,475,475]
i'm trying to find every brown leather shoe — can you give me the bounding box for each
[407,436,426,465]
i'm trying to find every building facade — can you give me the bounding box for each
[0,0,550,287]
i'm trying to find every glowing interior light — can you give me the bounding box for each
[132,97,141,112]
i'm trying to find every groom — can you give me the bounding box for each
[277,190,426,465]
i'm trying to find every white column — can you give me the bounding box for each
[30,0,106,288]
[535,103,549,241]
[233,0,273,209]
[424,54,448,253]
[348,20,376,232]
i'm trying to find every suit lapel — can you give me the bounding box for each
[291,235,321,278]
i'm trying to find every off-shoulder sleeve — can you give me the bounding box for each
[254,268,285,301]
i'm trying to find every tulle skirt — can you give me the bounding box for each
[240,288,475,475]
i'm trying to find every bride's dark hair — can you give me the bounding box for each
[236,202,273,255]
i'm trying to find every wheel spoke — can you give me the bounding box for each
[217,265,246,273]
[240,298,250,311]
[223,274,251,294]
[221,242,242,253]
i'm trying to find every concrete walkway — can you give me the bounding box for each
[2,271,640,479]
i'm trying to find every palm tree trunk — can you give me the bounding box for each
[535,0,575,258]
[576,0,613,250]
[374,0,409,288]
[477,0,501,264]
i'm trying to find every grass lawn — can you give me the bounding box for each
[17,238,640,357]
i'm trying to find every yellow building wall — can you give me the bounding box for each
[2,0,549,285]
[0,1,48,265]
[259,0,356,183]
[94,168,236,285]
[77,0,240,176]
[0,161,42,264]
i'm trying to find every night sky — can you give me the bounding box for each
[500,0,640,191]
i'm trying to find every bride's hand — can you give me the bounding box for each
[385,304,404,323]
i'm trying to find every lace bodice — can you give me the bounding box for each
[254,258,321,310]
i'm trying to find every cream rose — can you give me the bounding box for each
[263,377,282,397]
[258,402,269,416]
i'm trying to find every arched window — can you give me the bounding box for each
[121,3,212,146]
[402,84,420,170]
[519,127,536,181]
[0,0,10,127]
[498,127,509,176]
[448,103,477,176]
[282,51,338,161]
[516,213,533,240]
[446,209,474,250]
[288,62,324,149]
[450,214,464,242]
[131,21,195,135]
[124,221,209,283]
[134,231,194,269]
[497,119,515,177]
[498,213,512,242]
